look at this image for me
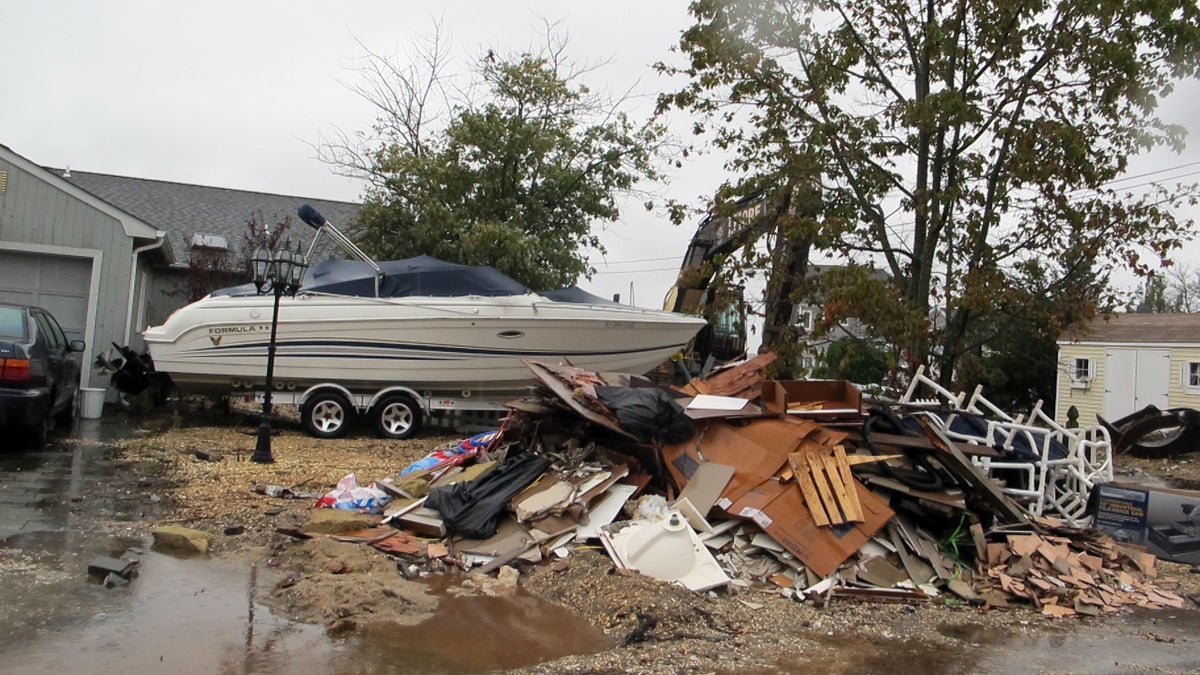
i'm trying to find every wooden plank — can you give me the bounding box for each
[807,453,844,524]
[918,419,1028,523]
[788,452,831,527]
[833,446,864,521]
[821,453,861,522]
[844,453,904,466]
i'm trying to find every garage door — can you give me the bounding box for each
[0,250,92,343]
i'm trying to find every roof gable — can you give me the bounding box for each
[0,144,163,243]
[53,169,360,266]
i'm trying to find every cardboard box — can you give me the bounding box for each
[1092,482,1200,564]
[761,380,864,422]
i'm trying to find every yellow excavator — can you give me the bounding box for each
[663,194,776,378]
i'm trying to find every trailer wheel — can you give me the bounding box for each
[374,394,422,440]
[302,392,355,439]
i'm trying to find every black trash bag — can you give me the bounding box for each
[425,451,552,539]
[595,386,694,445]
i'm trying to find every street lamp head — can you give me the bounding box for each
[289,240,309,291]
[274,242,295,290]
[251,244,272,293]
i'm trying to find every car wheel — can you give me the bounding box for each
[374,394,422,440]
[301,392,355,439]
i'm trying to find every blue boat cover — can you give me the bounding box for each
[211,255,537,299]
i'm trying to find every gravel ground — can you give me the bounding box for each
[107,398,1200,674]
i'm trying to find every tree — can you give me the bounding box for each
[812,336,889,385]
[1165,262,1200,312]
[323,27,671,291]
[661,0,1200,384]
[955,249,1109,413]
[1135,273,1171,312]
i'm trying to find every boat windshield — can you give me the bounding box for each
[303,255,532,298]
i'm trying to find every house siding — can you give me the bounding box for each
[1056,344,1107,426]
[1167,346,1200,410]
[0,156,141,388]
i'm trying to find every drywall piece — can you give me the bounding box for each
[574,483,638,541]
[687,394,750,411]
[599,510,730,592]
[514,479,577,522]
[676,461,736,517]
[673,496,713,533]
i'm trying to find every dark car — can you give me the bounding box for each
[0,303,85,448]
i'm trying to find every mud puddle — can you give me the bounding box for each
[780,609,1200,674]
[0,419,612,674]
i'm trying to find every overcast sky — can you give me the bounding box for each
[3,1,1198,313]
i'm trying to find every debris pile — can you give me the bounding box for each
[264,357,1189,618]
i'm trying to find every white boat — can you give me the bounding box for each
[143,255,706,396]
[139,203,705,401]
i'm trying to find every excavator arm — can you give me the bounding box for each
[664,195,776,370]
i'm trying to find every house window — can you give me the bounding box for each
[793,308,814,332]
[1070,357,1094,388]
[1185,362,1200,390]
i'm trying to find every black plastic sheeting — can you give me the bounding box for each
[1100,405,1200,457]
[595,386,694,445]
[425,451,552,539]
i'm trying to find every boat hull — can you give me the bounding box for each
[143,293,706,396]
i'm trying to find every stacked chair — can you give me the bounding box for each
[897,366,1112,523]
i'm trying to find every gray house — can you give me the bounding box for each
[0,142,359,409]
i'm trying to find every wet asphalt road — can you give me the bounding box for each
[2,418,1200,674]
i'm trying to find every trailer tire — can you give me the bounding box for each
[374,394,422,440]
[302,392,355,439]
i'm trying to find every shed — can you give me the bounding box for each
[1055,313,1200,426]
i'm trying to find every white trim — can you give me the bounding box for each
[1069,356,1094,390]
[0,241,103,389]
[1183,361,1200,392]
[124,232,166,345]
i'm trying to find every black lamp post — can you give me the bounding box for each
[250,238,308,464]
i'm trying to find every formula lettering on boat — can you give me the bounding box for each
[208,325,268,335]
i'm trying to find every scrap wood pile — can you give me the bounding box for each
[276,356,1189,618]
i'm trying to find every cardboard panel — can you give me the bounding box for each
[762,379,864,422]
[662,418,817,505]
[753,481,894,578]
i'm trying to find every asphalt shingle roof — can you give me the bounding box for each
[1061,313,1200,344]
[51,169,360,266]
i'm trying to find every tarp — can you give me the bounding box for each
[596,386,694,445]
[425,451,552,539]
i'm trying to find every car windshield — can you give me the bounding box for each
[0,307,26,339]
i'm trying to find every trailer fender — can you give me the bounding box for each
[366,386,426,412]
[299,383,358,410]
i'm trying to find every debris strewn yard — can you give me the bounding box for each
[112,359,1200,672]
